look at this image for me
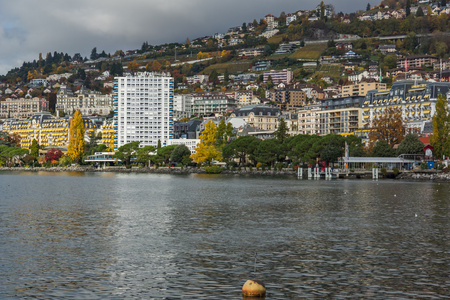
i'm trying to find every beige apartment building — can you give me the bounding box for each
[0,97,48,119]
[341,82,386,97]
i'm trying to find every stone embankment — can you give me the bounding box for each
[0,166,297,176]
[397,170,450,181]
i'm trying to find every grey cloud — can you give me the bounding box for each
[0,0,364,75]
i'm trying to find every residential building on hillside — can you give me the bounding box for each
[341,82,386,97]
[398,55,438,69]
[252,60,272,71]
[275,43,298,54]
[2,112,97,149]
[238,47,264,57]
[265,14,278,29]
[191,92,237,117]
[378,44,396,54]
[361,81,450,133]
[348,70,371,83]
[56,85,113,116]
[28,79,48,88]
[263,69,293,84]
[286,13,297,25]
[259,29,279,39]
[268,89,307,111]
[224,91,258,107]
[114,72,174,150]
[0,97,48,119]
[186,75,209,85]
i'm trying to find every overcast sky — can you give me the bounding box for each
[0,0,366,76]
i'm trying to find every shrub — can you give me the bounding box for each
[393,168,399,176]
[205,166,223,174]
[420,162,428,170]
[256,162,262,170]
[381,168,387,176]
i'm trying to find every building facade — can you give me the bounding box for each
[191,93,237,117]
[114,72,174,150]
[56,85,114,116]
[269,89,307,111]
[229,105,281,131]
[0,97,48,119]
[318,96,365,135]
[263,69,293,84]
[2,112,97,150]
[361,81,450,133]
[341,82,386,97]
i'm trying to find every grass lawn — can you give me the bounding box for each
[315,64,343,78]
[290,44,327,60]
[203,62,251,74]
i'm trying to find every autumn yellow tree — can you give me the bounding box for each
[191,120,222,165]
[67,110,85,163]
[127,60,139,73]
[368,107,405,150]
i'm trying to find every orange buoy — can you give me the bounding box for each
[242,279,266,297]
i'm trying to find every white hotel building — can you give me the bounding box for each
[114,72,174,150]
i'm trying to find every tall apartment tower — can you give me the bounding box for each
[113,72,174,150]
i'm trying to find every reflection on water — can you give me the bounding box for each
[0,171,448,299]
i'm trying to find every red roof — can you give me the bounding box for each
[419,136,430,145]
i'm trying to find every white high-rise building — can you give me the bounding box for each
[114,72,174,150]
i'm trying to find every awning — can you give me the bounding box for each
[423,102,431,106]
[423,110,431,114]
[363,108,370,112]
[424,94,430,98]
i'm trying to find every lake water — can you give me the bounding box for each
[0,171,448,299]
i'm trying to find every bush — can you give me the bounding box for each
[420,162,429,170]
[205,166,223,174]
[256,162,262,170]
[381,168,387,176]
[393,168,399,176]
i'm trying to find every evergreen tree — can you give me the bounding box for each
[90,47,98,60]
[30,139,40,158]
[406,0,411,16]
[274,118,289,143]
[366,3,371,11]
[416,7,424,17]
[67,110,85,164]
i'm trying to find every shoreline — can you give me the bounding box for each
[2,166,450,180]
[0,166,298,177]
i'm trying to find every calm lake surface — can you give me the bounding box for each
[0,171,448,299]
